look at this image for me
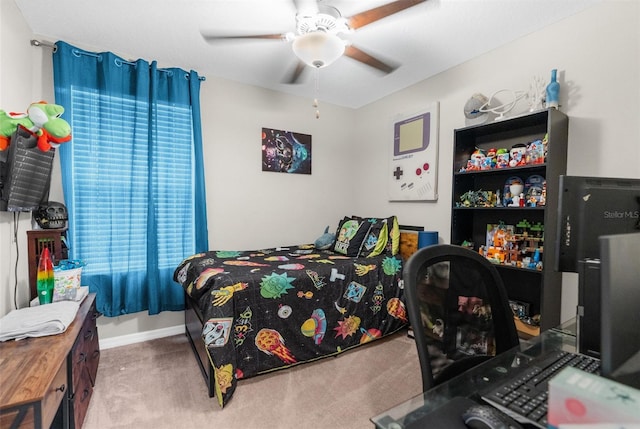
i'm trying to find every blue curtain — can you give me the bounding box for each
[52,41,208,316]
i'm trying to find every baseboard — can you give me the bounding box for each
[99,324,184,350]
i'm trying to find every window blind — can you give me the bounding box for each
[67,87,195,275]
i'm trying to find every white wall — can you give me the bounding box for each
[200,78,357,250]
[351,1,639,321]
[2,0,638,339]
[0,0,52,316]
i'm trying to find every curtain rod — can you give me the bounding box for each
[31,39,57,52]
[30,39,205,81]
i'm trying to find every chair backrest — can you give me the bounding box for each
[404,244,519,391]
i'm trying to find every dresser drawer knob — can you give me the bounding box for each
[81,388,90,402]
[55,384,66,393]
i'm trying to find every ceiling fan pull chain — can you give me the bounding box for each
[314,66,320,119]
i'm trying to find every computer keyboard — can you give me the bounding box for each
[482,350,600,428]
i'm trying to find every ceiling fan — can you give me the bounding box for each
[201,0,426,84]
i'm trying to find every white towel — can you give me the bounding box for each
[0,300,80,341]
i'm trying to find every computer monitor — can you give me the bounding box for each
[555,175,640,273]
[600,232,640,388]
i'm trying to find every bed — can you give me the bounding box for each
[173,216,409,407]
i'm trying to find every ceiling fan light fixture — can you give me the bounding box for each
[292,32,345,68]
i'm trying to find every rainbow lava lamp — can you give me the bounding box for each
[37,247,55,304]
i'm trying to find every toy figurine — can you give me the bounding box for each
[481,157,493,170]
[516,219,531,236]
[495,148,509,168]
[468,148,486,171]
[527,139,545,164]
[486,148,497,168]
[503,191,512,207]
[530,223,544,238]
[509,144,527,167]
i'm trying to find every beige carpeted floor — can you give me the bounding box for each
[83,330,422,429]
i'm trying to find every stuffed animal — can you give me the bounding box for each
[0,101,72,151]
[0,111,30,150]
[314,226,336,250]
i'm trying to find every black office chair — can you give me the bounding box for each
[404,244,520,392]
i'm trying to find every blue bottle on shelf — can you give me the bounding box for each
[546,69,560,109]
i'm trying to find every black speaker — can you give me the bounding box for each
[0,126,54,211]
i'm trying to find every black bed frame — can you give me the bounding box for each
[184,293,215,397]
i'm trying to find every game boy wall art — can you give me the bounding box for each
[389,102,439,201]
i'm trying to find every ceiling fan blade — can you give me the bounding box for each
[344,45,397,74]
[283,61,307,84]
[201,33,287,43]
[346,0,426,30]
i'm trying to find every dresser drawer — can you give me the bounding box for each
[71,305,100,390]
[70,367,93,429]
[84,316,100,386]
[43,362,68,428]
[0,360,68,429]
[70,331,88,390]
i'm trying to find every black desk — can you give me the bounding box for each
[371,322,578,429]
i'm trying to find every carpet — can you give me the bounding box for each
[83,330,422,429]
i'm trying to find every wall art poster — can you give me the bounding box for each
[262,128,312,174]
[388,102,439,201]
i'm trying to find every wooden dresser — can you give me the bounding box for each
[0,294,100,429]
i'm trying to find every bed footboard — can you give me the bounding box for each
[184,293,215,397]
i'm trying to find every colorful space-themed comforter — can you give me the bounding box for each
[173,244,407,407]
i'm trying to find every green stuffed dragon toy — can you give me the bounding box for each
[0,101,72,151]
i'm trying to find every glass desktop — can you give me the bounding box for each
[371,321,578,429]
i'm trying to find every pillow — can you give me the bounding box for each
[333,217,371,256]
[387,216,400,255]
[352,215,400,256]
[358,218,389,257]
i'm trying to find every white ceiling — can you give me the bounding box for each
[15,0,600,109]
